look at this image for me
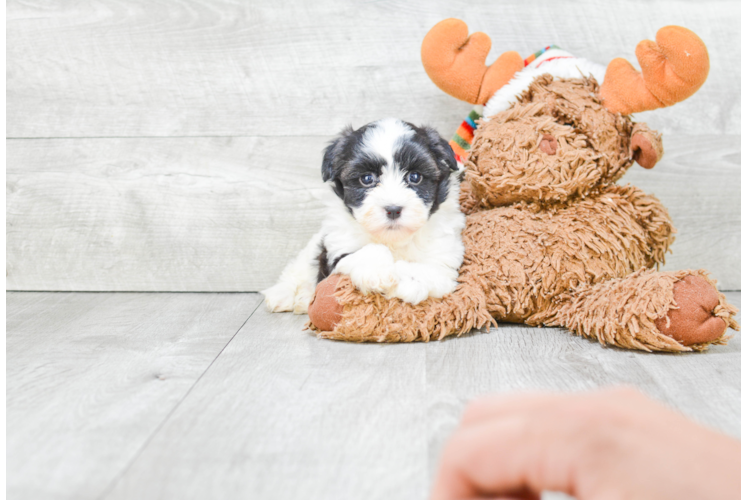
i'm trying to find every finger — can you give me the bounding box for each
[496,490,541,500]
[461,386,644,427]
[461,392,569,426]
[430,415,577,500]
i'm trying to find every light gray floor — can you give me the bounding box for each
[7,291,741,500]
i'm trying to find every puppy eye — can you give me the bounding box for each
[407,172,422,185]
[360,174,376,187]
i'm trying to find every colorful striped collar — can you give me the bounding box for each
[524,44,562,66]
[449,108,482,163]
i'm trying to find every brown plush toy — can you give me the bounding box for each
[307,19,739,352]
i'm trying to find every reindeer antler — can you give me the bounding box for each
[600,26,709,114]
[421,19,523,105]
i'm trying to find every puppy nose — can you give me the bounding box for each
[384,205,403,220]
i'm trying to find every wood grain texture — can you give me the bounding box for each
[736,139,748,290]
[6,134,740,291]
[627,135,740,288]
[6,291,262,500]
[7,0,740,139]
[96,292,740,500]
[6,136,329,291]
[103,302,430,500]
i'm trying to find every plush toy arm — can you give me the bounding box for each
[307,274,494,342]
[421,18,523,105]
[630,123,663,169]
[600,26,709,114]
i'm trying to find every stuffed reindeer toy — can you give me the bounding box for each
[304,19,739,352]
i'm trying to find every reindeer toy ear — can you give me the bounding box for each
[599,26,710,114]
[422,20,709,116]
[421,18,523,104]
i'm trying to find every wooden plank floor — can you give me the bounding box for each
[7,291,741,500]
[7,292,263,500]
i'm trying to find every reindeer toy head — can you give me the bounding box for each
[306,20,739,352]
[421,19,710,209]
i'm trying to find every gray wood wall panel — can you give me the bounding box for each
[7,136,329,291]
[6,0,740,291]
[100,292,740,500]
[6,134,739,291]
[736,139,748,290]
[7,0,740,138]
[6,291,261,500]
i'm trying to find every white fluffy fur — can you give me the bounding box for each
[263,119,466,313]
[483,49,607,118]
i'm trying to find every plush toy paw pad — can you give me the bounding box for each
[308,275,344,332]
[655,275,727,345]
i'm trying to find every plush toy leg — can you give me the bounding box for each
[542,269,738,352]
[600,26,709,114]
[306,274,495,342]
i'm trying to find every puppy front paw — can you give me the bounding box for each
[389,261,458,304]
[262,282,296,312]
[336,244,398,296]
[262,281,315,314]
[351,267,398,295]
[390,275,430,304]
[292,282,315,314]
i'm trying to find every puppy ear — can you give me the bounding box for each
[422,126,459,172]
[322,125,354,182]
[418,125,459,214]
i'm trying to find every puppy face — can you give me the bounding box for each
[322,119,458,244]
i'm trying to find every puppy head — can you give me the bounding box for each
[322,118,459,244]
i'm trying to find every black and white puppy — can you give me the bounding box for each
[262,118,465,314]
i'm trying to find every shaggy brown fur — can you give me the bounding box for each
[308,76,739,352]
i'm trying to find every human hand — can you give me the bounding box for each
[431,387,739,500]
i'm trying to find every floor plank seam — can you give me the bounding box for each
[93,298,264,500]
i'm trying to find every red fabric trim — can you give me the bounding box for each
[535,56,574,68]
